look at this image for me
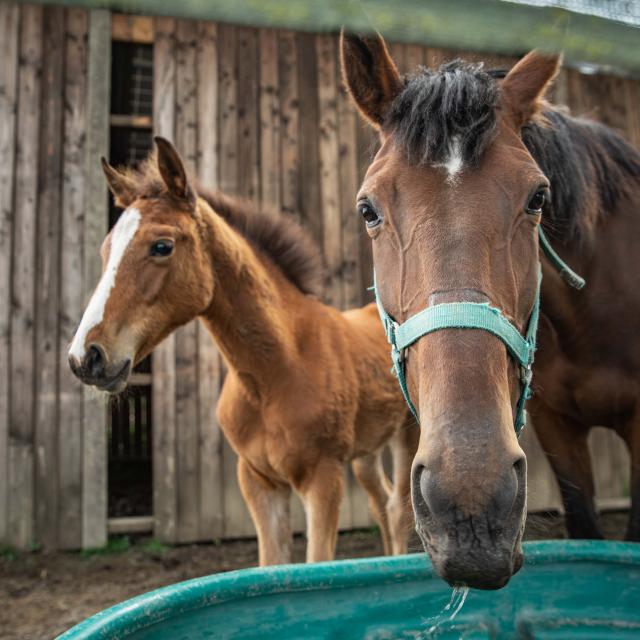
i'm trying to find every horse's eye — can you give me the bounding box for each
[150,239,174,257]
[526,188,550,214]
[358,201,382,228]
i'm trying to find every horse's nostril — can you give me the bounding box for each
[85,344,106,378]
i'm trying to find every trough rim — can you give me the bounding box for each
[55,539,640,639]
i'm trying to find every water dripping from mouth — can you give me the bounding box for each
[420,585,470,638]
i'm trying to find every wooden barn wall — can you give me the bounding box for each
[1,4,638,548]
[0,3,110,549]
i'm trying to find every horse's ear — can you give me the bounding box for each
[154,136,196,207]
[340,30,402,129]
[500,50,561,129]
[101,158,136,207]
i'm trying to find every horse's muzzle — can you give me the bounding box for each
[69,344,131,393]
[412,455,527,590]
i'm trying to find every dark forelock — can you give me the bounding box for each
[385,60,501,167]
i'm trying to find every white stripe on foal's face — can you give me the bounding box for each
[69,207,142,360]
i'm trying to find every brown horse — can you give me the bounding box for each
[68,138,417,565]
[341,33,640,588]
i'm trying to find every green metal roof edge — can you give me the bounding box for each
[16,0,640,76]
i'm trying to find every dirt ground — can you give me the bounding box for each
[0,511,629,640]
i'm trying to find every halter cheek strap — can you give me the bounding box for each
[374,227,584,435]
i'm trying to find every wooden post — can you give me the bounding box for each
[174,18,200,544]
[58,7,88,550]
[81,7,110,549]
[34,5,64,549]
[0,2,20,545]
[297,33,322,247]
[196,20,225,541]
[218,24,238,196]
[316,34,343,310]
[259,28,280,209]
[278,30,300,220]
[237,27,260,200]
[152,15,178,543]
[9,3,42,548]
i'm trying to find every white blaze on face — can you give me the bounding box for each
[436,136,463,181]
[69,207,142,361]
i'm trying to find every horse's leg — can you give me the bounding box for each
[387,422,419,554]
[531,406,602,539]
[351,452,393,555]
[299,458,345,563]
[237,457,292,566]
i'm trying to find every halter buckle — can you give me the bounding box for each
[520,363,533,385]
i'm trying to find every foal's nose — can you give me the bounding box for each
[69,343,108,381]
[84,343,107,379]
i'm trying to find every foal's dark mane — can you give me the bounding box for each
[385,61,640,239]
[120,153,324,297]
[198,188,324,297]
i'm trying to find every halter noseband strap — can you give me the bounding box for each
[374,227,584,435]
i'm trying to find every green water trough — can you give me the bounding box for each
[57,540,640,639]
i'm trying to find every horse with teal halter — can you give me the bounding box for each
[374,227,585,434]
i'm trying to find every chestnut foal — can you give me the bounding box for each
[68,138,416,565]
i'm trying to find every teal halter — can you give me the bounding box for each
[374,227,584,435]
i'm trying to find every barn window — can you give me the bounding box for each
[107,35,154,524]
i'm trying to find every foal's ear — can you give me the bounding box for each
[154,136,196,207]
[340,30,402,129]
[500,50,561,129]
[101,158,137,207]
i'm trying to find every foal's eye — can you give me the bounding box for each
[526,188,550,215]
[150,239,174,257]
[357,201,382,228]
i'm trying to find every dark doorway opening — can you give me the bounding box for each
[107,39,154,518]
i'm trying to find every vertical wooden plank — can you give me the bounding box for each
[623,79,640,149]
[259,28,280,209]
[355,109,376,305]
[521,422,562,512]
[196,20,224,541]
[388,42,406,75]
[174,17,200,544]
[152,15,178,543]
[217,23,254,538]
[196,22,218,186]
[34,5,64,548]
[278,30,300,219]
[316,34,342,309]
[9,3,42,548]
[237,27,259,200]
[405,43,424,73]
[297,32,322,245]
[337,47,362,311]
[81,7,110,549]
[218,24,238,195]
[590,428,630,502]
[58,7,87,550]
[0,2,20,544]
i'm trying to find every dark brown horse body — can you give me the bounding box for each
[341,33,640,588]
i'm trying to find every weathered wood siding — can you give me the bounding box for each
[0,3,110,549]
[0,4,637,547]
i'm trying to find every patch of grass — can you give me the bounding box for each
[0,544,18,561]
[139,538,169,555]
[80,535,131,557]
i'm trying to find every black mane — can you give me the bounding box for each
[385,60,640,238]
[385,60,500,167]
[523,110,640,238]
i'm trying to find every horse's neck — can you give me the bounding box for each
[198,203,299,380]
